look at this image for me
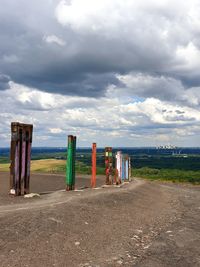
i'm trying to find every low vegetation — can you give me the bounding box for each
[0,159,66,173]
[133,167,200,184]
[0,157,199,184]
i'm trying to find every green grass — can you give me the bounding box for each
[76,161,104,175]
[0,157,9,164]
[0,159,105,175]
[133,167,200,184]
[1,158,199,184]
[0,159,66,173]
[132,155,200,171]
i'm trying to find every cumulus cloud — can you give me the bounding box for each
[114,73,200,107]
[49,128,63,134]
[0,83,200,146]
[0,0,200,99]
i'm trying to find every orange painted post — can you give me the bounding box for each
[91,143,96,188]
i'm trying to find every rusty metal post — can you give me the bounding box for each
[24,127,32,194]
[105,147,113,185]
[10,122,33,196]
[91,143,97,188]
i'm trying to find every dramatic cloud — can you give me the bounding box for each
[0,82,199,147]
[115,73,200,107]
[0,0,200,146]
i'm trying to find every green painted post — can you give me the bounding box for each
[66,135,73,190]
[72,136,76,190]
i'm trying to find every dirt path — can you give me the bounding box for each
[0,174,199,267]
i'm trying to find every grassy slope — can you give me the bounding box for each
[0,159,66,173]
[0,159,105,175]
[133,167,200,184]
[0,159,199,184]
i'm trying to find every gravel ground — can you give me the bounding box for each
[0,172,199,267]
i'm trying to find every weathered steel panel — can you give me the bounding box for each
[10,122,33,196]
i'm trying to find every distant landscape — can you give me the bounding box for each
[0,147,200,184]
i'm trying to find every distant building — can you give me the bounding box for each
[156,145,178,149]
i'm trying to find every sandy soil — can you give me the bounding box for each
[0,172,199,267]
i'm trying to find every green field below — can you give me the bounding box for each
[0,159,105,175]
[0,158,199,184]
[133,167,200,184]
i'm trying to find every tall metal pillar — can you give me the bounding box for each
[66,135,76,191]
[128,157,131,181]
[125,155,129,181]
[115,151,122,185]
[121,155,125,182]
[72,136,76,190]
[91,143,96,188]
[105,147,113,185]
[10,122,33,196]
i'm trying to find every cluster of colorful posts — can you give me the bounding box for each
[105,148,131,186]
[9,122,131,196]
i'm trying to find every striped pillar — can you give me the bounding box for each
[105,147,113,185]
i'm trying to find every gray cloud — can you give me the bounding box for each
[0,0,200,100]
[1,84,199,147]
[1,0,200,147]
[0,74,10,90]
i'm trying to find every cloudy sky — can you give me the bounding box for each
[0,0,200,147]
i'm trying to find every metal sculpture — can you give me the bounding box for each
[10,122,33,196]
[105,147,113,185]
